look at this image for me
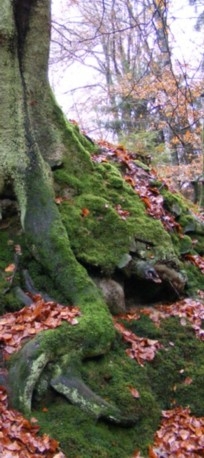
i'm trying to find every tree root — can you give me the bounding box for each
[50,373,133,425]
[7,329,137,426]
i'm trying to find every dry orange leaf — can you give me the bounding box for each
[114,321,162,365]
[0,387,60,457]
[183,376,193,386]
[4,263,16,273]
[0,295,81,358]
[151,407,204,457]
[81,207,90,217]
[129,387,140,398]
[55,197,64,204]
[148,446,158,458]
[124,176,135,187]
[132,450,143,457]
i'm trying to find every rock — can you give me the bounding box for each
[93,277,126,315]
[50,373,121,421]
[154,264,186,292]
[132,260,161,283]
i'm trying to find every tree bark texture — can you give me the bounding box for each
[0,0,108,309]
[0,0,116,411]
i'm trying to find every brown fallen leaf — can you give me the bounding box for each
[4,263,16,273]
[129,387,140,398]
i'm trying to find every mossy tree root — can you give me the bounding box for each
[7,328,136,425]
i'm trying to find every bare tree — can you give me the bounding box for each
[50,0,204,164]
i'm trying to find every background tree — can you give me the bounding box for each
[51,0,204,173]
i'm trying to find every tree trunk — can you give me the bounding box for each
[1,0,117,413]
[1,1,111,309]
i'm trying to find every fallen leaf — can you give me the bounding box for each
[0,387,60,457]
[183,377,193,385]
[148,446,158,457]
[55,197,64,204]
[53,453,67,458]
[151,407,204,457]
[81,207,90,217]
[0,295,81,358]
[132,450,143,457]
[4,263,16,273]
[129,387,140,398]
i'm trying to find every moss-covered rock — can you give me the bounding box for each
[54,161,177,274]
[161,188,204,254]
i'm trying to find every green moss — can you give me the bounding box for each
[146,317,204,415]
[171,233,193,255]
[7,291,204,457]
[61,195,131,271]
[108,174,124,189]
[55,160,177,273]
[134,160,150,171]
[119,314,204,418]
[159,187,204,257]
[39,295,114,358]
[124,314,162,339]
[184,262,204,294]
[0,230,23,313]
[161,188,190,216]
[34,401,144,458]
[7,299,113,414]
[175,364,204,416]
[33,337,160,458]
[179,213,204,235]
[18,312,200,457]
[189,234,204,254]
[54,169,83,194]
[30,311,204,457]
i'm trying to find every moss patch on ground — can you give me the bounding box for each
[127,314,204,417]
[33,336,161,458]
[184,262,204,295]
[34,400,151,458]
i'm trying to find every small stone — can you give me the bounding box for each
[93,277,126,315]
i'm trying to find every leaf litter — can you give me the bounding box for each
[0,294,80,457]
[114,292,204,457]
